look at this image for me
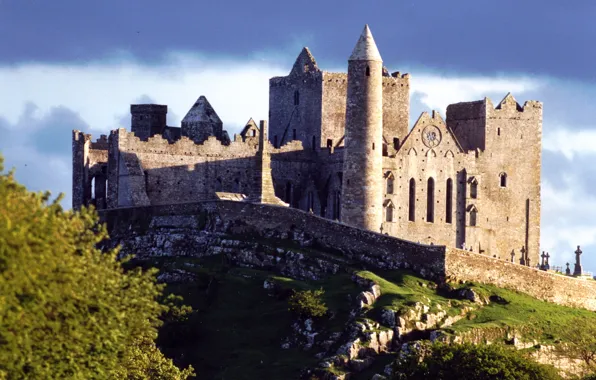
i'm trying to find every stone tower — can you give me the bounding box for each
[130,104,167,141]
[341,25,384,231]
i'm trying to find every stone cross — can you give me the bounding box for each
[540,251,546,269]
[545,252,550,270]
[565,262,571,276]
[379,224,383,234]
[520,246,526,266]
[510,250,515,263]
[574,245,583,276]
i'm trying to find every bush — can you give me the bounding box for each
[0,155,194,379]
[288,289,328,318]
[392,342,561,380]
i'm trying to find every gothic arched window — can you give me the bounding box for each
[386,173,394,194]
[427,177,435,223]
[408,178,416,222]
[446,178,453,224]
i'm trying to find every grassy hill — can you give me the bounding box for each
[128,250,596,380]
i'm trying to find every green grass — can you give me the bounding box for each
[132,240,596,379]
[446,283,596,344]
[153,255,361,380]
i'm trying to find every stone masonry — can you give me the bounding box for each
[72,25,542,264]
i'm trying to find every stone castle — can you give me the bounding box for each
[72,25,542,265]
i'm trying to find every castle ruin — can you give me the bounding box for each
[72,25,542,265]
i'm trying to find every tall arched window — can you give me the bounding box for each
[445,178,453,224]
[312,136,316,151]
[427,177,435,223]
[386,204,394,222]
[408,178,416,222]
[386,173,394,194]
[470,178,478,199]
[307,191,314,212]
[294,90,300,106]
[470,208,477,227]
[500,172,507,187]
[365,66,370,76]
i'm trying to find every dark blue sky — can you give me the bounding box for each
[2,0,596,81]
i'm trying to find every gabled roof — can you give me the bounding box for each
[349,24,382,62]
[398,110,465,154]
[495,92,523,111]
[290,47,320,76]
[239,118,259,138]
[182,96,222,124]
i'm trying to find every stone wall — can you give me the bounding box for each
[100,201,596,312]
[445,247,596,311]
[101,200,447,279]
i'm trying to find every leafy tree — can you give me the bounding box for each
[554,317,596,373]
[0,156,194,379]
[288,289,328,318]
[392,342,561,380]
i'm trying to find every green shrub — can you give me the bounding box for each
[288,289,328,318]
[392,342,561,380]
[0,155,194,379]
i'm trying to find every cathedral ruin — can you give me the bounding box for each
[72,25,542,265]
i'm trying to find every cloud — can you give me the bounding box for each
[411,74,543,116]
[0,55,288,136]
[543,128,596,160]
[1,52,596,272]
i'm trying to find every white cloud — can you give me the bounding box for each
[543,128,596,159]
[0,55,288,136]
[541,179,596,270]
[412,75,543,116]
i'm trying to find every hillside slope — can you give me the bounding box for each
[133,250,596,380]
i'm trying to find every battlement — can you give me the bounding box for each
[113,128,258,158]
[90,134,109,150]
[391,71,410,79]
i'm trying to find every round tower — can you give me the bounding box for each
[340,25,384,231]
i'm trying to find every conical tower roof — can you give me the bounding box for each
[349,24,382,62]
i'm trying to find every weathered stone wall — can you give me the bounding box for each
[321,72,347,149]
[445,247,596,311]
[107,128,258,207]
[100,201,596,312]
[268,69,323,150]
[101,201,447,279]
[72,131,109,210]
[479,97,542,265]
[382,72,410,146]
